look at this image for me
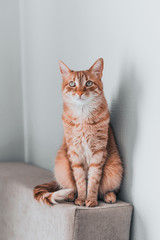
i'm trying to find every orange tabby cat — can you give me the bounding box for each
[34,58,123,207]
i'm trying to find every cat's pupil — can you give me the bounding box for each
[69,81,76,87]
[86,81,93,87]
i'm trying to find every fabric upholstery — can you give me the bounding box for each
[0,163,133,240]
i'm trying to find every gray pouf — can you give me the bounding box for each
[0,163,133,240]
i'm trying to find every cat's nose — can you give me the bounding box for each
[77,91,83,97]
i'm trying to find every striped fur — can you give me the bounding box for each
[33,181,73,206]
[34,58,123,207]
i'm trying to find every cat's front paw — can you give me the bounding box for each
[75,198,85,206]
[85,199,98,207]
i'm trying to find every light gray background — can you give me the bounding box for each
[0,1,160,239]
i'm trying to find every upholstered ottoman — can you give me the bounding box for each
[0,163,133,240]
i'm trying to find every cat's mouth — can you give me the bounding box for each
[77,96,84,100]
[73,96,87,104]
[69,94,92,105]
[74,95,85,101]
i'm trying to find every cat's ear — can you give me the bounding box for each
[59,60,71,78]
[89,58,104,78]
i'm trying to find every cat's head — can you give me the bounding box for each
[59,58,104,105]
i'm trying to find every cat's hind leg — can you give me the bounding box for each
[54,145,77,202]
[104,191,117,204]
[99,151,123,204]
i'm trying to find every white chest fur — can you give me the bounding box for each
[66,100,101,171]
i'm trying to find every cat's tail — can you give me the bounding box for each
[33,181,72,206]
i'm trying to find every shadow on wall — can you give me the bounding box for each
[110,66,146,240]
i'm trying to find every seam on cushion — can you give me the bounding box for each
[73,208,78,240]
[75,204,133,212]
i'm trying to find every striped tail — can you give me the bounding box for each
[33,181,72,206]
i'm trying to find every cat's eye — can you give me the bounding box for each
[69,81,76,87]
[86,81,93,87]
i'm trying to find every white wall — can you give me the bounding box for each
[0,0,24,162]
[19,0,98,169]
[1,0,160,239]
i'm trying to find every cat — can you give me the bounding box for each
[34,58,123,207]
